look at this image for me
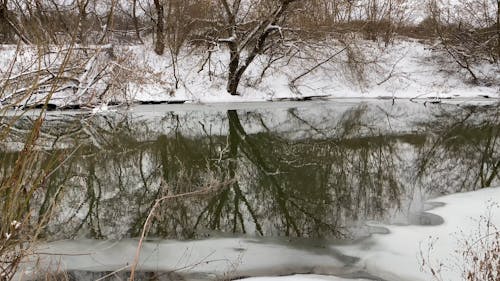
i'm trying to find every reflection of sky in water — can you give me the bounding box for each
[2,100,499,280]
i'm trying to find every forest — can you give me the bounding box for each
[0,0,498,107]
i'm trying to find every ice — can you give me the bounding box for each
[337,187,500,281]
[24,187,500,281]
[239,275,371,281]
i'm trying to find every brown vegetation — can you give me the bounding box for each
[421,206,500,281]
[0,0,497,95]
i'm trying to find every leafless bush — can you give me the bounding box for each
[0,45,109,108]
[0,51,73,280]
[421,203,500,281]
[342,38,369,89]
[0,43,169,109]
[461,226,500,280]
[426,0,500,84]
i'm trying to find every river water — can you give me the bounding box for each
[1,100,499,280]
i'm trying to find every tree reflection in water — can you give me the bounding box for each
[0,102,498,242]
[416,105,500,193]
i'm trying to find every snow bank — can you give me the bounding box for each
[337,187,500,281]
[1,39,498,108]
[238,187,500,281]
[26,238,348,280]
[126,39,499,104]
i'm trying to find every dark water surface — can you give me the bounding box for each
[1,100,499,280]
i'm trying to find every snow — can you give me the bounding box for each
[237,187,500,281]
[336,187,500,281]
[91,103,113,114]
[239,275,371,281]
[22,186,500,281]
[126,39,499,104]
[1,39,498,108]
[26,238,348,280]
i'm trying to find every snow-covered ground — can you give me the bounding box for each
[337,187,500,281]
[124,39,500,104]
[1,38,498,108]
[22,186,500,281]
[240,187,500,281]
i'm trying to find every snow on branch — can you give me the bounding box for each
[218,35,237,44]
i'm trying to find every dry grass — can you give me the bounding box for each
[461,208,500,281]
[421,203,500,281]
[0,111,49,280]
[0,42,83,280]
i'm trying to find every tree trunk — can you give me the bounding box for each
[225,1,297,96]
[77,0,89,44]
[154,0,165,55]
[497,0,500,60]
[0,0,12,43]
[132,0,143,44]
[0,0,30,44]
[98,0,117,44]
[227,44,240,95]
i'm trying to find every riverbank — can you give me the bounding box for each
[0,38,498,110]
[242,186,500,281]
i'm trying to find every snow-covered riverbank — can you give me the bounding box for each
[116,39,500,104]
[343,187,500,281]
[1,39,498,109]
[243,187,500,281]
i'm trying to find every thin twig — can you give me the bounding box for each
[128,183,228,281]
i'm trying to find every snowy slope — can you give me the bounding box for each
[126,39,499,104]
[0,38,498,107]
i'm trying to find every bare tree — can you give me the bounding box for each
[132,0,144,44]
[0,0,31,43]
[76,0,91,44]
[0,0,12,42]
[497,0,500,59]
[427,0,500,83]
[153,0,165,55]
[216,0,298,95]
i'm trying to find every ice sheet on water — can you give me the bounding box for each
[337,187,500,281]
[24,187,500,281]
